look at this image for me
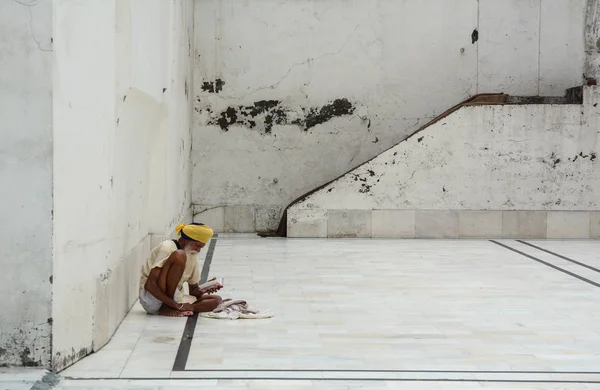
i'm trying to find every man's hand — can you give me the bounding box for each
[199,285,222,295]
[189,278,222,298]
[179,303,195,312]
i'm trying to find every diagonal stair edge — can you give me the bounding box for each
[260,93,510,237]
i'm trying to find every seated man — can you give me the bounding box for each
[138,222,222,317]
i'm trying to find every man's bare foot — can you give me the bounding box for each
[158,307,193,317]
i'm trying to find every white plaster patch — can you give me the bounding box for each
[51,0,195,370]
[294,103,598,212]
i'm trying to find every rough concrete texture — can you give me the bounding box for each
[0,0,53,368]
[586,0,600,80]
[192,0,587,231]
[52,0,194,371]
[287,87,600,238]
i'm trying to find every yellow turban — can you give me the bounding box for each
[176,223,214,244]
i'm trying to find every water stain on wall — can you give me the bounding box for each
[54,347,89,371]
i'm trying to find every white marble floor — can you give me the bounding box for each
[0,368,49,390]
[57,235,600,389]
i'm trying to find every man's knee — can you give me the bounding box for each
[207,295,222,310]
[168,250,186,267]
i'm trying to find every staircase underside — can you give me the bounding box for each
[260,87,584,238]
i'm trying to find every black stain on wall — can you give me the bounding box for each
[201,79,225,93]
[568,151,598,162]
[20,347,38,367]
[54,347,89,371]
[216,107,238,131]
[1,326,52,368]
[359,184,372,194]
[471,29,479,44]
[294,98,355,130]
[542,152,562,169]
[205,98,356,133]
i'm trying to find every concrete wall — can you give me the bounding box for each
[287,87,600,239]
[52,0,194,371]
[586,0,600,80]
[192,0,587,232]
[0,0,53,367]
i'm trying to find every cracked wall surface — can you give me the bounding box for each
[0,0,53,367]
[287,87,600,238]
[191,0,587,232]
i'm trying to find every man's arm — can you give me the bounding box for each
[189,281,221,298]
[144,267,182,310]
[188,283,204,299]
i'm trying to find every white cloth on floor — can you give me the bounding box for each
[199,298,273,320]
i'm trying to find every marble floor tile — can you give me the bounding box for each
[57,236,600,389]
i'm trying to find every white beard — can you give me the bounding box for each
[183,245,198,257]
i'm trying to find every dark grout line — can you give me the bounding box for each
[172,234,219,371]
[182,369,600,374]
[64,377,600,384]
[517,240,600,274]
[490,240,600,288]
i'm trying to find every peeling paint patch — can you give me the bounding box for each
[201,79,225,93]
[205,98,356,133]
[295,98,355,130]
[349,169,382,195]
[216,107,239,131]
[358,184,372,194]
